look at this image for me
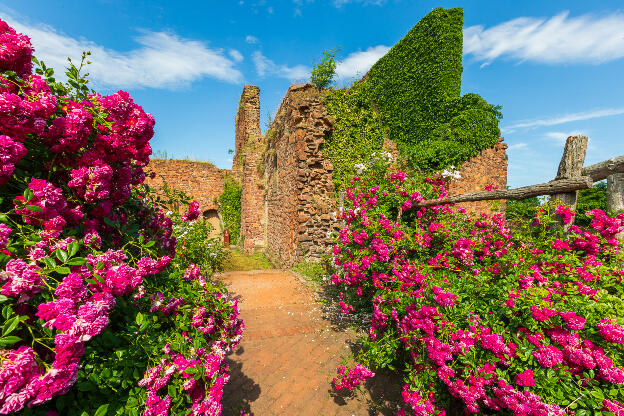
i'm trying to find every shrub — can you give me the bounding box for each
[218,177,241,245]
[329,157,624,415]
[0,20,242,415]
[311,47,340,90]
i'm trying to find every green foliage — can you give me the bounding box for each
[311,47,340,89]
[218,176,242,244]
[365,8,502,170]
[173,218,228,277]
[576,181,608,226]
[506,197,541,221]
[507,182,609,226]
[324,82,388,191]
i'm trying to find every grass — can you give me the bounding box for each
[223,249,273,271]
[292,261,327,282]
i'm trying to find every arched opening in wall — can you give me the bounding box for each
[203,209,222,239]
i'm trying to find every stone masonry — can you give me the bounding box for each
[446,139,508,217]
[148,83,508,267]
[262,85,335,267]
[144,159,227,237]
[145,159,226,212]
[235,86,266,253]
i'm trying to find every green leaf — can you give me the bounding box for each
[43,257,57,269]
[23,188,34,201]
[0,295,8,303]
[0,336,21,346]
[2,305,13,320]
[2,316,20,336]
[135,313,143,325]
[55,266,71,275]
[55,249,69,263]
[67,241,79,257]
[144,240,155,248]
[94,404,109,416]
[103,217,116,228]
[24,204,42,212]
[67,257,87,265]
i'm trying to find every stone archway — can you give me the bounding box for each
[203,209,222,239]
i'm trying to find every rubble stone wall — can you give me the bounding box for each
[262,85,336,267]
[447,139,508,217]
[145,159,227,213]
[235,86,266,253]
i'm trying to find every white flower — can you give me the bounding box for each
[442,165,461,180]
[354,163,366,174]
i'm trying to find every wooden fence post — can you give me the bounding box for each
[607,173,624,247]
[551,135,589,230]
[607,173,624,213]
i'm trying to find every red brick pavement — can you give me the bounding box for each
[215,270,400,416]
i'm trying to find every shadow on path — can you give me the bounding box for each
[221,351,261,416]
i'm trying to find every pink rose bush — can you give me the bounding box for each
[330,157,624,415]
[0,20,240,415]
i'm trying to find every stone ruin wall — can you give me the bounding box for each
[235,86,266,253]
[147,83,508,267]
[242,84,508,267]
[447,139,508,217]
[144,159,228,237]
[262,85,336,267]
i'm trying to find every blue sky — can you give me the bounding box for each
[1,0,623,188]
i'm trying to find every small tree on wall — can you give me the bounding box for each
[311,47,341,89]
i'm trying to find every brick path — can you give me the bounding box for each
[216,270,400,416]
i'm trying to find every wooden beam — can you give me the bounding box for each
[550,135,588,230]
[412,177,593,208]
[582,156,624,182]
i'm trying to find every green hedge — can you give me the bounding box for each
[366,7,502,170]
[218,176,241,244]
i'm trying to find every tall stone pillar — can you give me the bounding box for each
[234,85,266,253]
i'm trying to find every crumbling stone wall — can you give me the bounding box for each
[235,86,266,253]
[262,85,335,267]
[233,83,508,267]
[145,159,227,212]
[446,139,508,217]
[145,160,227,237]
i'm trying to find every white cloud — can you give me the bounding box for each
[507,143,528,151]
[464,11,624,65]
[229,49,244,62]
[245,35,260,44]
[252,51,309,81]
[335,45,390,79]
[503,108,624,132]
[333,0,386,7]
[543,131,588,143]
[6,16,243,89]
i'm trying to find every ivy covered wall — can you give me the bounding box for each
[218,176,242,244]
[366,7,502,170]
[324,7,502,184]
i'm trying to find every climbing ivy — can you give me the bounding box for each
[365,7,502,170]
[324,82,388,191]
[218,176,242,244]
[322,7,502,190]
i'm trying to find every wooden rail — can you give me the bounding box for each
[412,136,624,225]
